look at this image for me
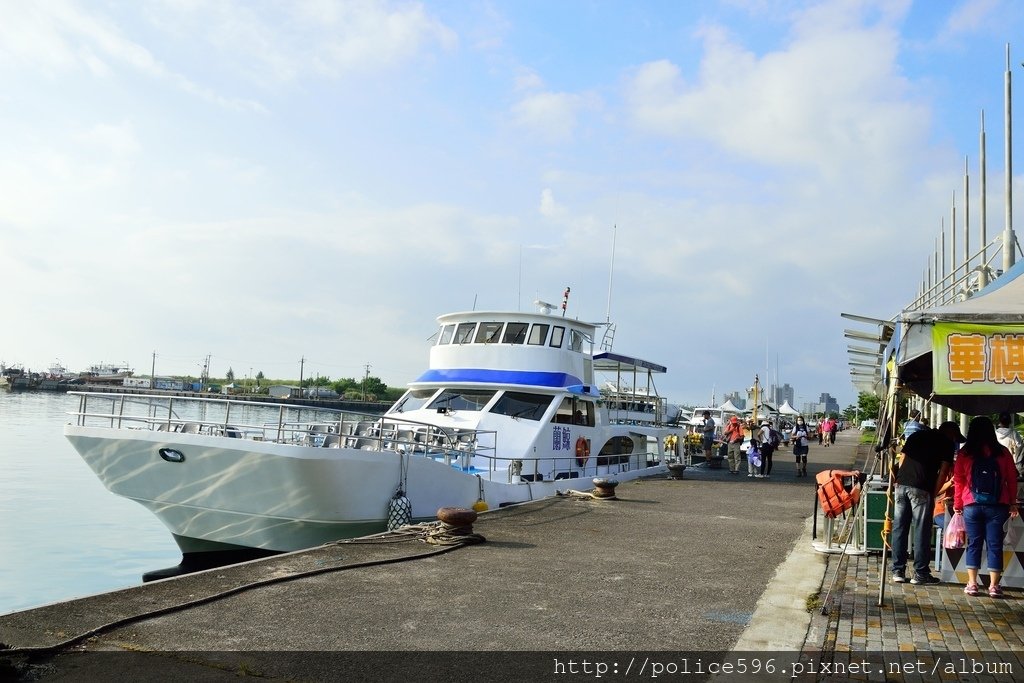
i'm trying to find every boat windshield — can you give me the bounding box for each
[428,389,496,412]
[489,391,553,421]
[389,388,437,413]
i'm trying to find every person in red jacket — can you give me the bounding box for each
[953,416,1020,597]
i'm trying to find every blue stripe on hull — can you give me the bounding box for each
[414,368,582,388]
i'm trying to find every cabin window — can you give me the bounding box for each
[502,322,528,344]
[549,326,565,348]
[438,325,454,345]
[489,391,552,421]
[453,322,476,344]
[569,329,586,352]
[475,322,504,344]
[552,397,595,426]
[428,389,496,412]
[389,389,436,414]
[527,324,549,345]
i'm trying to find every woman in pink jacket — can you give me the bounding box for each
[953,416,1020,597]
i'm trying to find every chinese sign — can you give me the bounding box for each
[932,322,1024,394]
[552,426,572,451]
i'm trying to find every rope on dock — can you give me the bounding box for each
[0,525,484,659]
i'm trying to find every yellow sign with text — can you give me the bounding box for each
[933,321,1024,394]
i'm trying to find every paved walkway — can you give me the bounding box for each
[793,438,1022,682]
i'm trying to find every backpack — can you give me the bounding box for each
[769,428,782,448]
[971,454,1001,504]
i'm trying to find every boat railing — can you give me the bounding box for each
[66,392,666,484]
[66,391,499,464]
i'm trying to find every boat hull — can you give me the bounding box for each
[65,425,666,553]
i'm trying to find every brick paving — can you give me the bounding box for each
[807,551,1022,681]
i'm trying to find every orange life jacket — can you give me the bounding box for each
[816,469,862,518]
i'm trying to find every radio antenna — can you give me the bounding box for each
[605,224,617,323]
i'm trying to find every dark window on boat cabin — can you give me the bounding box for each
[552,397,595,426]
[568,328,587,352]
[475,322,504,344]
[438,325,455,345]
[527,323,549,345]
[549,326,565,348]
[453,322,476,344]
[389,388,437,414]
[489,391,553,421]
[428,389,496,412]
[502,322,529,344]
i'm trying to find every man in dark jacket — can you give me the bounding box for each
[891,421,962,584]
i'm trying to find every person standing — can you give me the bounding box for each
[792,416,810,477]
[723,415,745,475]
[953,416,1020,597]
[817,418,825,445]
[701,410,717,462]
[994,411,1024,479]
[902,409,925,440]
[890,421,960,585]
[758,420,776,478]
[829,417,838,446]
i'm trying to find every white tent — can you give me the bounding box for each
[778,400,800,416]
[717,399,742,413]
[898,261,1024,413]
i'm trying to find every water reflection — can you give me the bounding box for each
[0,391,181,615]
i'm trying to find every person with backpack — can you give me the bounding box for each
[890,421,960,585]
[756,420,779,478]
[953,416,1020,598]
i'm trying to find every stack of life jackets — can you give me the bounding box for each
[816,469,864,518]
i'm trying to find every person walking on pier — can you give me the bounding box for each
[758,420,778,478]
[891,421,960,585]
[953,416,1019,598]
[701,410,716,462]
[792,416,810,477]
[723,416,745,475]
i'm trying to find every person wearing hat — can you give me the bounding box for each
[890,420,962,585]
[757,419,778,478]
[722,415,745,475]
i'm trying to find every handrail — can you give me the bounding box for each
[66,391,663,484]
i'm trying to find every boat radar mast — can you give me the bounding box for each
[534,300,557,315]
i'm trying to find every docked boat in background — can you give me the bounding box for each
[64,304,683,575]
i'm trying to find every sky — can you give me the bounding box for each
[2,0,1023,411]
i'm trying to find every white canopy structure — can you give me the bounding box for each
[897,260,1024,413]
[717,399,742,413]
[778,400,800,416]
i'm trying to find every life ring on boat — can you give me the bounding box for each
[575,436,590,466]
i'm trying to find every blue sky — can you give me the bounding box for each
[2,0,1023,410]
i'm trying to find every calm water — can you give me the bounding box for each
[0,390,181,615]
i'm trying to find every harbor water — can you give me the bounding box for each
[0,390,181,615]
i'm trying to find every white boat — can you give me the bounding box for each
[64,306,681,574]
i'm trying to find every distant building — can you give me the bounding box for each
[722,391,746,409]
[819,393,841,415]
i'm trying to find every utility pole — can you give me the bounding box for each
[299,356,305,391]
[362,363,371,401]
[151,351,156,389]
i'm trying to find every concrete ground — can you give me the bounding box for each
[2,429,1016,681]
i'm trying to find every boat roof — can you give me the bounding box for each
[437,310,600,332]
[593,351,667,374]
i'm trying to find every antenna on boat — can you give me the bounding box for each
[561,287,570,317]
[599,225,618,350]
[605,224,616,324]
[535,299,557,314]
